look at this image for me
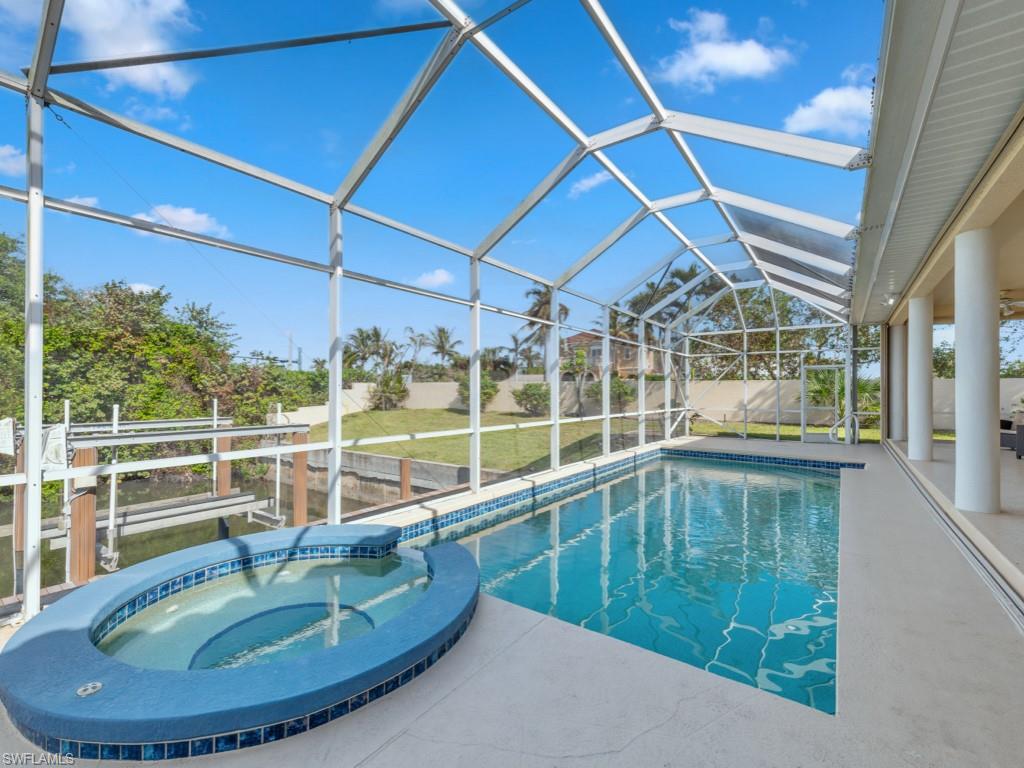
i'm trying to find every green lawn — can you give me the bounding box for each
[689,420,956,443]
[311,409,634,472]
[312,408,955,472]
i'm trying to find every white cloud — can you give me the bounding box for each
[0,0,38,25]
[0,144,25,177]
[129,282,157,293]
[651,9,793,92]
[0,0,197,98]
[412,268,455,289]
[783,65,874,139]
[133,204,230,237]
[66,195,99,207]
[568,170,612,200]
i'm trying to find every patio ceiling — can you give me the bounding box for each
[854,0,1024,324]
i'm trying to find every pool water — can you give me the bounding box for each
[455,458,840,713]
[97,554,430,670]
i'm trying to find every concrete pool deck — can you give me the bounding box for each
[2,437,1023,765]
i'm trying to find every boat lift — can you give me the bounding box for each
[6,401,310,590]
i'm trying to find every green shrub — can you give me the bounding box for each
[457,371,498,410]
[512,382,550,416]
[585,376,636,411]
[369,371,408,410]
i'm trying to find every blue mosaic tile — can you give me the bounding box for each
[189,738,213,756]
[215,734,238,752]
[238,729,262,748]
[79,743,99,760]
[122,744,142,761]
[308,709,330,729]
[262,723,285,743]
[166,741,189,759]
[143,743,166,760]
[100,744,120,761]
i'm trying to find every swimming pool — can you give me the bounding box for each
[445,456,841,713]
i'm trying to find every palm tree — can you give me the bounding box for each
[522,285,568,374]
[428,325,462,367]
[405,326,428,364]
[506,332,527,382]
[345,327,378,369]
[481,346,513,379]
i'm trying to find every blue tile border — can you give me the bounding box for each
[401,446,861,544]
[661,448,865,471]
[92,541,398,644]
[0,527,479,759]
[16,602,476,761]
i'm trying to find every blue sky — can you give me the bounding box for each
[0,0,883,365]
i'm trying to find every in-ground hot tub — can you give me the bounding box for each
[0,525,479,760]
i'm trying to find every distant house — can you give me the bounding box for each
[561,331,661,379]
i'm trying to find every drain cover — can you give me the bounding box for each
[76,682,102,697]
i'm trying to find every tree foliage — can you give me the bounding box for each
[0,236,326,427]
[512,383,550,416]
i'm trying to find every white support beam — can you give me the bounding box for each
[713,189,858,240]
[663,328,672,439]
[476,146,588,259]
[0,185,335,275]
[907,294,934,461]
[44,88,333,203]
[737,231,853,276]
[770,282,849,324]
[326,208,344,524]
[336,203,474,257]
[469,258,482,492]
[607,233,734,304]
[662,112,868,169]
[757,260,849,297]
[642,267,725,320]
[28,0,64,99]
[548,287,561,469]
[668,286,731,330]
[648,189,707,212]
[769,275,849,313]
[579,0,665,118]
[602,306,611,455]
[556,207,647,287]
[334,29,463,208]
[588,114,661,151]
[22,97,45,619]
[46,21,452,76]
[638,319,647,446]
[429,0,589,144]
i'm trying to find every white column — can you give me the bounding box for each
[601,306,611,455]
[548,288,561,470]
[683,335,691,437]
[469,258,481,492]
[888,324,907,441]
[954,228,1000,513]
[907,294,934,461]
[844,324,855,444]
[326,206,344,524]
[663,328,672,441]
[638,320,646,447]
[22,96,45,619]
[742,331,749,438]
